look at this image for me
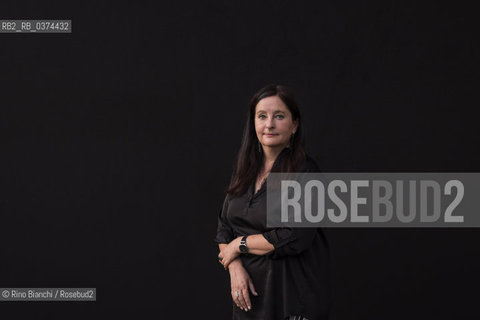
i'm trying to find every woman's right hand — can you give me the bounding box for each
[228,259,258,312]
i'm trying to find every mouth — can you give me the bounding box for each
[264,133,279,137]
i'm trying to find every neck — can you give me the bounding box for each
[262,145,287,169]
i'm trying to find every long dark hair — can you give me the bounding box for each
[227,84,306,196]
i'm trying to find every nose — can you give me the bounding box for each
[266,116,275,129]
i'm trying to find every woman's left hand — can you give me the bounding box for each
[218,237,241,269]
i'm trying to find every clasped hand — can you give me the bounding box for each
[218,236,242,270]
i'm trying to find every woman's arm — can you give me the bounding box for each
[218,235,274,269]
[218,244,258,312]
[215,197,234,244]
[235,234,275,256]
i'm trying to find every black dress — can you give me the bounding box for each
[215,149,331,320]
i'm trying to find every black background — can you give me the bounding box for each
[1,1,479,319]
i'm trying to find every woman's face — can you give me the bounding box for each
[254,95,298,151]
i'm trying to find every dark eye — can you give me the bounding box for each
[275,114,284,119]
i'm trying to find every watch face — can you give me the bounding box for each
[240,244,248,253]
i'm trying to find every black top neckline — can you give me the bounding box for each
[251,147,292,198]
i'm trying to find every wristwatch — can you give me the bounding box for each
[239,236,249,254]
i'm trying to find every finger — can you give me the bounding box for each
[248,279,258,296]
[242,288,251,311]
[223,258,231,269]
[237,289,248,311]
[231,291,241,309]
[232,290,243,310]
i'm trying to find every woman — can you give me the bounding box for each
[216,84,330,320]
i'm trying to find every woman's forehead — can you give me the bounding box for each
[255,96,289,112]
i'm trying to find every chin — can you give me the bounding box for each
[262,139,283,145]
[262,143,286,149]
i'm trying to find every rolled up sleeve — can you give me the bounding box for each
[263,156,320,258]
[214,195,234,244]
[263,228,317,259]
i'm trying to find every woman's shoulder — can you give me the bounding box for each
[299,154,321,173]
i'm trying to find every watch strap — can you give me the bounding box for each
[240,235,248,253]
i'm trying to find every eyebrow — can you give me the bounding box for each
[256,110,286,115]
